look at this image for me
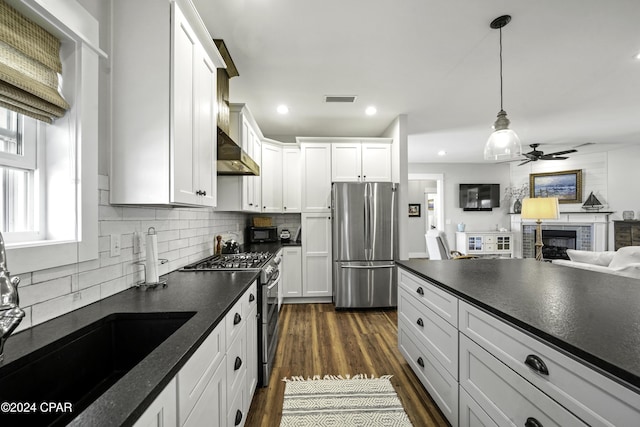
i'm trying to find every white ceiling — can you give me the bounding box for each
[192,0,640,163]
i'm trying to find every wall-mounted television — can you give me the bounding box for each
[459,184,500,211]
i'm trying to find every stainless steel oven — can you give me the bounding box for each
[179,249,282,387]
[260,249,281,386]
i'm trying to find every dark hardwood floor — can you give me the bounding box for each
[245,303,449,426]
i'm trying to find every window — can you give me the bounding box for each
[0,107,40,241]
[3,0,101,274]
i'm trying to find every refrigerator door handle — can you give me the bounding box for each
[340,264,395,269]
[363,182,370,257]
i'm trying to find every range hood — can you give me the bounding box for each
[214,39,259,176]
[217,127,260,175]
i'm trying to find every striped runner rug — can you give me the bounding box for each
[280,374,413,426]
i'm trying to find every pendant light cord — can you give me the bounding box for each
[499,25,504,111]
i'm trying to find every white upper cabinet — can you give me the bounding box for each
[261,142,282,213]
[331,141,392,182]
[300,142,332,212]
[361,142,392,182]
[111,0,223,206]
[217,104,262,212]
[331,143,361,182]
[282,147,301,212]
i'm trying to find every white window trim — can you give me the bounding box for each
[5,0,105,274]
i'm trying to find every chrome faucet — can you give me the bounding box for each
[0,231,25,363]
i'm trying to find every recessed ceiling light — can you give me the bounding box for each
[437,150,446,156]
[635,51,640,60]
[277,105,289,114]
[365,106,377,116]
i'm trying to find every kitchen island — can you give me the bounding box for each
[397,258,640,426]
[0,269,259,426]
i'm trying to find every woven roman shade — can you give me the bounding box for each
[0,0,69,123]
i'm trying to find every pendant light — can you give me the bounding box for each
[484,15,522,161]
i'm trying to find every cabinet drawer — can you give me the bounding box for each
[226,324,247,400]
[398,269,457,327]
[484,235,496,244]
[459,387,498,427]
[398,325,458,426]
[398,287,457,379]
[460,334,587,427]
[460,301,640,426]
[484,243,497,252]
[227,374,246,427]
[226,296,246,346]
[244,281,258,316]
[177,321,225,425]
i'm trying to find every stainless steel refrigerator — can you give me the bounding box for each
[332,182,397,308]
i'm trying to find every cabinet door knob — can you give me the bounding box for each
[417,357,425,368]
[195,190,201,196]
[416,287,424,296]
[284,206,287,210]
[249,293,255,302]
[249,203,253,206]
[416,318,424,327]
[234,312,242,325]
[234,356,243,371]
[234,410,243,426]
[202,190,206,196]
[524,354,549,376]
[525,417,543,427]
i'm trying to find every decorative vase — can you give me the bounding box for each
[513,198,522,214]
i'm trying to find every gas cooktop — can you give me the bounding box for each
[180,252,272,271]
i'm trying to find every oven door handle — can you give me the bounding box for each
[267,276,280,290]
[267,270,280,287]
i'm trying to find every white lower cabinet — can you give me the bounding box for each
[459,388,497,427]
[460,334,585,426]
[301,213,332,297]
[282,246,303,298]
[134,378,177,427]
[397,267,640,427]
[134,282,258,426]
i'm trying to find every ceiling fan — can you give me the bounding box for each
[515,144,578,166]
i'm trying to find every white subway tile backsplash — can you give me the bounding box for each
[13,175,247,331]
[21,277,72,306]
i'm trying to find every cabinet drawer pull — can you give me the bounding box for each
[525,417,543,427]
[234,356,243,371]
[416,318,424,327]
[234,410,243,426]
[249,293,255,302]
[416,287,424,296]
[234,313,242,325]
[417,357,425,368]
[524,354,549,376]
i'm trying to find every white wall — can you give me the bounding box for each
[383,115,409,260]
[407,180,436,256]
[408,163,511,250]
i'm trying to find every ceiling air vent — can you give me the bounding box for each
[324,95,357,103]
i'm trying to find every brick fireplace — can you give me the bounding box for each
[511,212,611,259]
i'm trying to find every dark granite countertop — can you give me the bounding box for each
[396,258,640,391]
[0,269,259,426]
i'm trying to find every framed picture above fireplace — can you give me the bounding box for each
[529,169,582,204]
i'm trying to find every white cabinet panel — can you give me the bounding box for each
[331,143,361,182]
[302,213,332,297]
[182,361,226,427]
[282,147,301,212]
[261,142,283,212]
[361,143,391,182]
[301,143,332,212]
[282,246,303,298]
[133,378,177,427]
[460,334,586,427]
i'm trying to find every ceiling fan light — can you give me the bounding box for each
[484,127,522,160]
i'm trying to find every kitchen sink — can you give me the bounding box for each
[0,311,195,426]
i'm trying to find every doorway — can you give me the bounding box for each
[407,173,444,258]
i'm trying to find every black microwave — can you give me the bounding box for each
[248,226,278,243]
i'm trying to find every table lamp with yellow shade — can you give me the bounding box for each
[521,197,560,261]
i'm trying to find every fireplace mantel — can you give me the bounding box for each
[510,212,612,258]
